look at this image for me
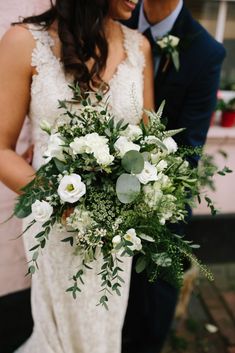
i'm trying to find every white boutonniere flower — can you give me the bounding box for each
[156,34,180,72]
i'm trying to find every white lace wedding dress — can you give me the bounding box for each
[16,23,145,353]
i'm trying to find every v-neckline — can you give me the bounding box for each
[45,23,130,87]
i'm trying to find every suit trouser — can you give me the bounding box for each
[0,289,33,353]
[122,260,179,353]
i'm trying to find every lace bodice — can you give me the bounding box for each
[16,24,146,353]
[28,24,145,170]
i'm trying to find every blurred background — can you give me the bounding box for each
[164,1,235,352]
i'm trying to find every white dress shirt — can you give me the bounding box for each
[138,0,183,73]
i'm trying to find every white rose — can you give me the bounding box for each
[31,200,53,223]
[157,35,180,49]
[112,235,122,248]
[58,174,86,203]
[136,161,158,185]
[157,160,168,172]
[44,133,65,162]
[163,137,178,154]
[121,124,142,141]
[85,133,108,152]
[94,147,114,166]
[124,229,142,251]
[70,137,87,155]
[70,133,109,156]
[114,136,140,158]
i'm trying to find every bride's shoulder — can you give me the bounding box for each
[121,24,151,57]
[0,25,36,74]
[0,25,35,57]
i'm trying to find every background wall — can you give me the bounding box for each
[0,0,50,297]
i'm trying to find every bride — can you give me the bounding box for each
[0,0,154,352]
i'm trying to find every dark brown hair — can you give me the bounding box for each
[22,0,109,92]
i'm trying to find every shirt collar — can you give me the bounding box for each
[138,0,183,39]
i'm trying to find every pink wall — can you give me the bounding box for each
[0,0,50,296]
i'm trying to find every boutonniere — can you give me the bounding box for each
[156,34,180,72]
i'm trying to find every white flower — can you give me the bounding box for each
[114,136,140,158]
[157,160,168,172]
[94,147,114,166]
[157,35,180,49]
[67,208,93,232]
[85,133,108,152]
[136,161,158,185]
[44,133,65,162]
[70,137,87,155]
[112,235,122,248]
[144,135,160,145]
[150,152,161,164]
[121,124,142,141]
[143,183,163,209]
[31,200,53,223]
[70,133,113,166]
[124,229,142,251]
[163,137,178,154]
[179,160,189,173]
[40,120,51,134]
[58,174,86,203]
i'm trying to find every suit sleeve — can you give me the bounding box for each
[174,46,226,167]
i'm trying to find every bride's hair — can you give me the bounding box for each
[21,0,109,93]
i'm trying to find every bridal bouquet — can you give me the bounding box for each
[14,85,215,308]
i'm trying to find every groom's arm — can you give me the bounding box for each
[174,45,226,167]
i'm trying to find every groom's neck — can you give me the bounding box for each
[143,0,181,25]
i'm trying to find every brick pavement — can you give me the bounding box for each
[162,263,235,353]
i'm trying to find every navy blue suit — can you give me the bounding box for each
[122,4,225,353]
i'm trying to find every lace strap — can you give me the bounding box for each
[28,24,56,70]
[121,25,145,68]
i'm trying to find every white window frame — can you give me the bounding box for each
[215,0,235,42]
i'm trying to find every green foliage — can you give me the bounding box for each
[121,150,144,174]
[12,84,229,307]
[116,174,141,204]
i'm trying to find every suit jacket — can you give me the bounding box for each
[123,3,226,166]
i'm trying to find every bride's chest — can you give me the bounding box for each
[29,59,144,127]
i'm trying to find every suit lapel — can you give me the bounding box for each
[155,6,192,85]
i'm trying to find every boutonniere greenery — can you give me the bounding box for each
[156,34,180,72]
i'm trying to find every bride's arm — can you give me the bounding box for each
[141,36,155,123]
[0,26,35,194]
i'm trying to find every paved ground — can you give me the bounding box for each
[162,263,235,353]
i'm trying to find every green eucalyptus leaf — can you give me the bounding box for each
[135,256,147,274]
[122,150,144,174]
[138,234,155,242]
[53,158,67,173]
[14,202,32,219]
[152,253,172,267]
[116,174,141,204]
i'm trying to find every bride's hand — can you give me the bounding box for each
[62,207,74,224]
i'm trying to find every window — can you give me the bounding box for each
[185,0,235,90]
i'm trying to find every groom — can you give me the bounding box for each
[122,1,225,352]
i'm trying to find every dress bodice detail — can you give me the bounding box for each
[16,23,146,353]
[28,24,145,169]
